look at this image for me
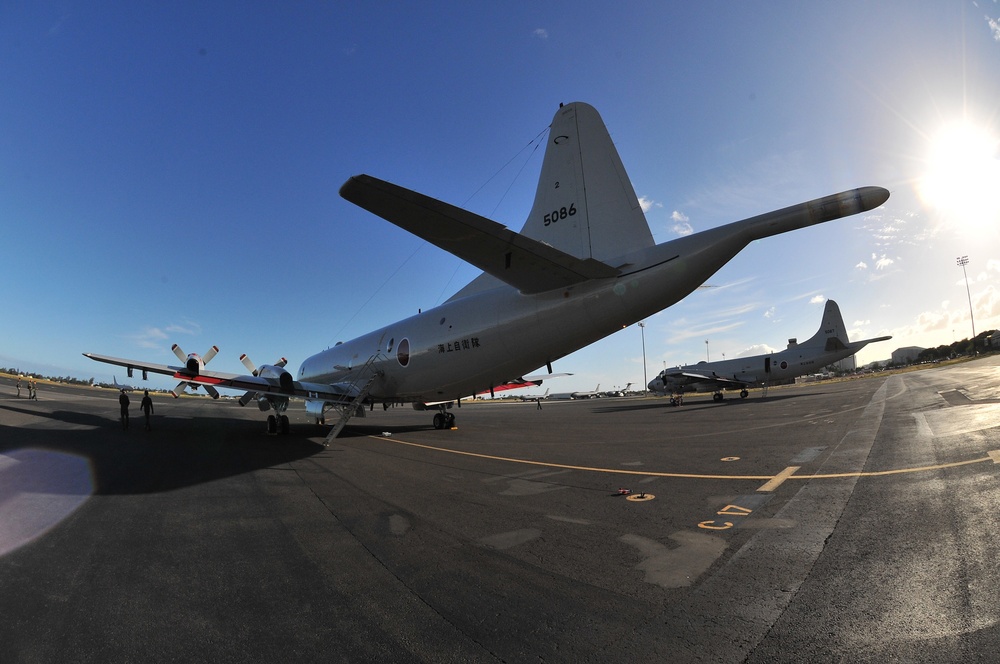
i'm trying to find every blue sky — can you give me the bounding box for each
[2,2,999,394]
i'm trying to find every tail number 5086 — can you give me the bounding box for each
[543,204,577,226]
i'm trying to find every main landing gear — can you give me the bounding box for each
[432,405,456,430]
[432,411,456,429]
[266,414,290,435]
[711,389,750,402]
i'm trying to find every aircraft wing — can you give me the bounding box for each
[83,353,354,404]
[476,372,573,396]
[340,175,620,294]
[665,370,749,390]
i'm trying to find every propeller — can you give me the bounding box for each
[236,353,289,407]
[171,344,221,399]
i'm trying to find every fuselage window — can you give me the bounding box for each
[387,338,394,353]
[397,338,410,367]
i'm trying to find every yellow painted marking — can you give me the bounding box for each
[757,466,800,492]
[796,457,989,478]
[698,520,734,530]
[626,493,655,502]
[364,436,998,482]
[717,504,752,516]
[721,456,740,462]
[989,450,1000,464]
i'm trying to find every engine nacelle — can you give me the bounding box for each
[258,364,295,392]
[186,354,202,374]
[305,400,327,418]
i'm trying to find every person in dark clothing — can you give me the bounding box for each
[140,390,154,431]
[119,389,130,430]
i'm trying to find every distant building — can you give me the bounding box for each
[832,356,857,373]
[892,347,924,364]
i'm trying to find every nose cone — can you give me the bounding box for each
[648,377,664,393]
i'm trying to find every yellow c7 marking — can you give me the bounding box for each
[365,436,1000,482]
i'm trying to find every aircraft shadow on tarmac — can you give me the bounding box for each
[337,422,440,438]
[589,391,809,414]
[0,402,325,496]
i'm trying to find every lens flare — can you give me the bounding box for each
[0,449,94,557]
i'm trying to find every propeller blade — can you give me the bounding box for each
[171,382,187,398]
[240,354,258,375]
[171,344,187,363]
[203,384,220,399]
[239,391,257,407]
[202,345,219,365]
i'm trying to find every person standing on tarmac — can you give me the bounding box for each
[16,377,21,398]
[140,390,154,431]
[119,388,130,430]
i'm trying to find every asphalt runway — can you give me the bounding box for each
[3,356,1000,662]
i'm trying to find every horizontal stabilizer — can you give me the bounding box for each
[340,175,620,294]
[737,187,889,241]
[848,335,893,351]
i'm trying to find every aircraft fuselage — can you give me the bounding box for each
[298,185,887,403]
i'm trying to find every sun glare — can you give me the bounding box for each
[918,121,1000,228]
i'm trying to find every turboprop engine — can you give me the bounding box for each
[171,343,220,398]
[256,363,295,392]
[237,354,293,406]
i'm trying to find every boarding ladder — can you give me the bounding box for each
[323,354,384,445]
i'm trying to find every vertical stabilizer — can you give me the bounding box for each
[521,103,654,261]
[802,300,850,347]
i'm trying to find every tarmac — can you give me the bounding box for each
[3,356,1000,662]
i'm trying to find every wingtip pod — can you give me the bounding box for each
[742,186,889,241]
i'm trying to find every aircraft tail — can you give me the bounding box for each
[519,102,654,261]
[801,300,850,349]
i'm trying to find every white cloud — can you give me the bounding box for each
[987,15,1000,41]
[638,196,659,212]
[763,306,775,319]
[737,344,778,357]
[874,253,895,270]
[166,320,202,336]
[855,261,869,270]
[810,295,825,304]
[127,327,168,350]
[533,28,548,39]
[670,210,693,236]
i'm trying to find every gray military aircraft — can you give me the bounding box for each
[647,299,891,401]
[85,102,889,438]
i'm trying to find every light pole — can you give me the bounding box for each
[638,322,647,395]
[705,339,709,362]
[957,256,976,352]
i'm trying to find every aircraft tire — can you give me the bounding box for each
[713,392,724,402]
[266,415,277,435]
[280,415,290,435]
[433,413,445,429]
[740,390,749,399]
